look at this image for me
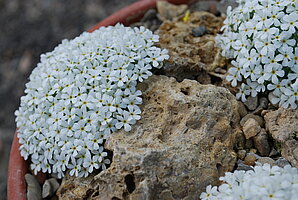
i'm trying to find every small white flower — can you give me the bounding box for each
[16,24,169,178]
[219,0,298,109]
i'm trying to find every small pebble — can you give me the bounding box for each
[253,97,269,115]
[42,178,60,198]
[244,96,258,111]
[236,161,254,171]
[25,173,42,200]
[237,150,246,160]
[269,148,279,157]
[192,26,208,37]
[243,118,261,139]
[244,154,257,166]
[257,157,275,166]
[275,157,291,168]
[253,129,270,156]
[237,101,248,118]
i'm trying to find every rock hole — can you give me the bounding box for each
[112,197,121,200]
[181,87,190,95]
[124,174,136,193]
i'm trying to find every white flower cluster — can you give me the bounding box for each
[200,164,298,200]
[217,0,298,109]
[15,24,169,178]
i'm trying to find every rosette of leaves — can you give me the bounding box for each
[200,164,298,200]
[217,0,298,109]
[15,24,169,178]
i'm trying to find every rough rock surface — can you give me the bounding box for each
[253,129,270,156]
[264,108,298,167]
[157,11,226,81]
[57,75,241,200]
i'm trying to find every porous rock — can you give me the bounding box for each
[157,11,226,82]
[264,108,298,167]
[57,75,241,200]
[25,173,42,200]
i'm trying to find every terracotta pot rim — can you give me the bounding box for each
[7,0,209,199]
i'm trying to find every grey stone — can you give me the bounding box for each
[253,97,268,115]
[192,26,208,37]
[42,178,60,198]
[25,173,42,200]
[244,96,258,111]
[275,157,291,168]
[236,160,253,171]
[253,129,270,156]
[269,148,279,157]
[238,101,248,118]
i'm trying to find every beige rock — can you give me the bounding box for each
[240,114,264,127]
[157,11,226,82]
[257,157,275,166]
[157,1,188,20]
[242,118,261,139]
[244,154,256,166]
[57,75,241,200]
[56,173,95,199]
[264,108,298,167]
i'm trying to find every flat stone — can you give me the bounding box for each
[57,75,241,199]
[253,129,270,156]
[42,178,60,198]
[236,160,253,171]
[25,173,42,200]
[243,96,258,111]
[243,118,261,139]
[264,108,298,167]
[257,157,276,166]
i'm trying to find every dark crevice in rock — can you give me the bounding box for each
[124,174,136,194]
